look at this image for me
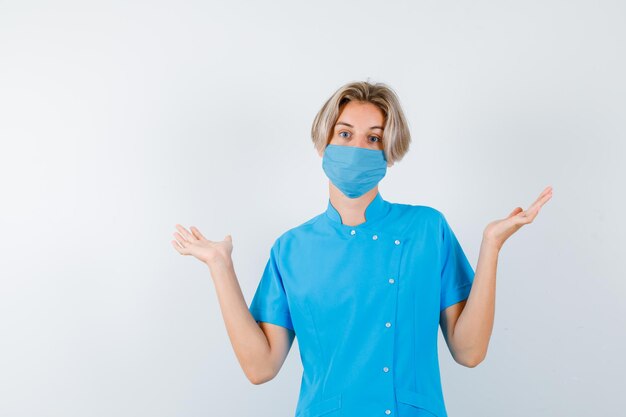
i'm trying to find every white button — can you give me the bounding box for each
[385,322,391,328]
[383,366,389,372]
[388,278,395,284]
[394,239,400,245]
[350,230,356,235]
[372,234,378,240]
[385,410,391,415]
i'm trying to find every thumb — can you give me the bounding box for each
[225,234,232,241]
[508,207,523,218]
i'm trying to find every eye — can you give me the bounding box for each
[338,131,350,139]
[369,136,381,143]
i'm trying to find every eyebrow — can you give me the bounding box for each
[335,121,384,131]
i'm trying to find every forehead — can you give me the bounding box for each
[335,101,384,126]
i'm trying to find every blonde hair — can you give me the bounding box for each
[311,80,411,165]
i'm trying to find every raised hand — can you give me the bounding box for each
[483,185,553,251]
[171,224,233,269]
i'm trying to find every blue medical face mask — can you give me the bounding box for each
[322,144,388,199]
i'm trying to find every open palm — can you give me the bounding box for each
[484,186,553,251]
[171,224,233,267]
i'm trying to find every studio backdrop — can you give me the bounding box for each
[0,1,624,416]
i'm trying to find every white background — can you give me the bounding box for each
[1,1,624,416]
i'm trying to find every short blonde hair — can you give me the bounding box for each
[311,80,411,165]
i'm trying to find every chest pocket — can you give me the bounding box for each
[296,393,342,417]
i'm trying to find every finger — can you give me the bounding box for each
[519,203,537,217]
[518,203,543,222]
[527,194,546,212]
[537,186,553,203]
[534,187,553,206]
[507,207,523,218]
[173,232,189,247]
[513,187,553,224]
[535,192,552,212]
[538,185,552,197]
[529,192,552,215]
[525,187,553,214]
[190,226,207,241]
[175,224,196,241]
[176,224,195,241]
[171,240,186,254]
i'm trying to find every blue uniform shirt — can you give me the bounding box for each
[248,191,475,417]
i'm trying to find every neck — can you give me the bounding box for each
[328,182,379,226]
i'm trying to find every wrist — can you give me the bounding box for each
[207,258,234,274]
[481,235,502,253]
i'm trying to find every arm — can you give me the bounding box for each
[440,185,552,367]
[171,225,294,385]
[439,238,498,368]
[209,260,296,384]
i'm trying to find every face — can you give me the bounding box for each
[318,100,392,167]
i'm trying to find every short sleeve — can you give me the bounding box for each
[248,238,295,331]
[439,212,475,312]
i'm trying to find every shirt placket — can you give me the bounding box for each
[384,234,405,415]
[347,225,406,416]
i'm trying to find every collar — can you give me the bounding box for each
[324,191,391,227]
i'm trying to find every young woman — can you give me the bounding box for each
[171,81,553,417]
